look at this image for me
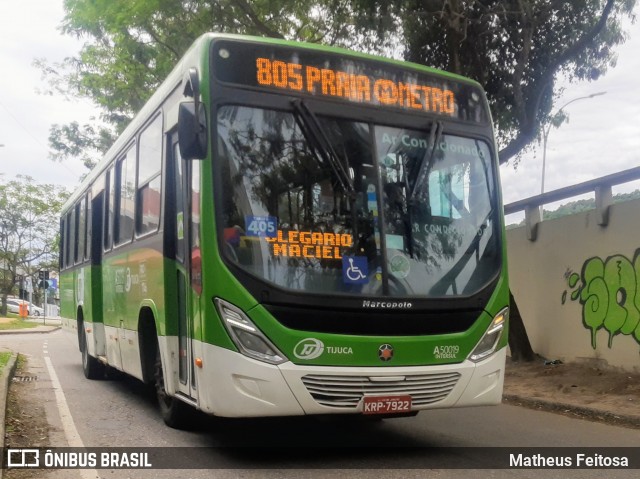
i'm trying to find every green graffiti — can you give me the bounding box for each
[568,273,579,288]
[564,249,640,349]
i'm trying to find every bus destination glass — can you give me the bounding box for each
[212,40,489,124]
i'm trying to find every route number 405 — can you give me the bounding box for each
[245,216,277,237]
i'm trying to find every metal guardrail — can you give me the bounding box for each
[503,166,640,241]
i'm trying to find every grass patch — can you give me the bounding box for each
[0,351,11,371]
[0,319,39,331]
[16,353,26,370]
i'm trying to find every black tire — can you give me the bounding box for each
[154,348,194,429]
[80,327,105,380]
[104,365,124,380]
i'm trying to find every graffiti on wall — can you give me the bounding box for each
[563,249,640,349]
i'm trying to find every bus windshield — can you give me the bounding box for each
[218,105,500,298]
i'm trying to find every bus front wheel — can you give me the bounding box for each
[154,348,193,429]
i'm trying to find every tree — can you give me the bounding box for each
[42,0,636,167]
[0,176,69,316]
[47,120,117,170]
[347,0,637,164]
[38,0,359,160]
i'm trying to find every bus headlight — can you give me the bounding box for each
[214,298,287,365]
[468,307,508,363]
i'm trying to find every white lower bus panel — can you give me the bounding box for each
[196,343,506,418]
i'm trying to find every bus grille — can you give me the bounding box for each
[301,372,461,409]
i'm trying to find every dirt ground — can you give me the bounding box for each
[503,356,640,428]
[3,356,56,479]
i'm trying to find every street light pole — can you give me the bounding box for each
[541,91,607,195]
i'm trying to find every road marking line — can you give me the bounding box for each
[44,356,99,479]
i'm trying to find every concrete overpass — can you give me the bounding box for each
[505,167,640,372]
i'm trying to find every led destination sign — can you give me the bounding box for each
[256,57,455,115]
[213,40,488,123]
[265,230,353,259]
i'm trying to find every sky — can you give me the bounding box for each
[1,0,640,217]
[0,0,91,187]
[499,9,640,220]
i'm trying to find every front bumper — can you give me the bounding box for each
[196,344,506,417]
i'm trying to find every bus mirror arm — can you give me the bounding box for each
[184,68,200,110]
[179,68,207,160]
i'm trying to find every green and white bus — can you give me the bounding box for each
[60,33,509,427]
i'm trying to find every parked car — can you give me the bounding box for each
[28,303,44,316]
[3,298,42,316]
[7,298,24,314]
[5,299,24,314]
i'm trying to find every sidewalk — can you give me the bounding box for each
[0,351,18,479]
[503,356,640,428]
[0,316,62,334]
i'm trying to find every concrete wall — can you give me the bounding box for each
[506,198,640,372]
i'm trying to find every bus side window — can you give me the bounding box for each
[191,160,201,294]
[104,167,115,251]
[85,191,92,261]
[65,210,74,268]
[59,217,66,270]
[137,114,162,236]
[75,196,86,264]
[115,145,136,245]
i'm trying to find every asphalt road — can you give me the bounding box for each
[2,329,638,479]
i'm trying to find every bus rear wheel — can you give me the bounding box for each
[154,348,193,429]
[80,327,105,380]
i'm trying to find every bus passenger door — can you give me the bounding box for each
[169,133,197,401]
[89,191,107,359]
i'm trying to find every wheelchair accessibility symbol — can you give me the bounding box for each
[342,256,369,284]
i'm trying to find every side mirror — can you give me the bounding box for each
[178,101,207,160]
[178,67,207,160]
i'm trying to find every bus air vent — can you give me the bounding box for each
[301,372,460,408]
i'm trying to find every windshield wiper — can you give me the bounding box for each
[409,120,443,203]
[291,99,354,194]
[428,206,495,296]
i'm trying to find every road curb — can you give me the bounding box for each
[503,394,640,429]
[1,352,18,479]
[0,326,61,335]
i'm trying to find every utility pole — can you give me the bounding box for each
[541,92,607,195]
[39,270,49,325]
